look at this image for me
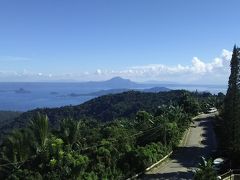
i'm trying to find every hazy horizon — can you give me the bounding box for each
[0,76,228,86]
[0,80,227,112]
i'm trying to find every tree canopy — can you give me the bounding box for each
[0,90,221,179]
[221,45,240,163]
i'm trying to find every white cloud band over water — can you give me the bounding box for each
[0,49,232,84]
[90,49,231,84]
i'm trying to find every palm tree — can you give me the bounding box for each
[29,113,49,152]
[59,118,82,149]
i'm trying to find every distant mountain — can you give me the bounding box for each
[78,77,140,89]
[66,89,129,97]
[65,87,171,97]
[69,76,182,90]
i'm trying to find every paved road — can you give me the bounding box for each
[141,113,217,180]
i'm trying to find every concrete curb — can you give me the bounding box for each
[127,128,191,179]
[181,126,191,146]
[127,151,173,180]
[145,151,173,171]
[127,118,194,179]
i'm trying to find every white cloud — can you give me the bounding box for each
[0,49,232,84]
[91,49,232,84]
[95,69,102,75]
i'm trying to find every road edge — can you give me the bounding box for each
[126,120,193,180]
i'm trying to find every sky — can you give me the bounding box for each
[0,0,239,84]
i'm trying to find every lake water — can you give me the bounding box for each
[0,83,99,111]
[0,82,227,112]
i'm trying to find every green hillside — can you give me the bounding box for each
[1,90,218,133]
[0,90,223,179]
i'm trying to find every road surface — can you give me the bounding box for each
[141,112,217,180]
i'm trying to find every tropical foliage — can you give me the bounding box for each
[194,157,217,180]
[0,90,221,179]
[0,90,219,135]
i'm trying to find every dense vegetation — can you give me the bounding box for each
[218,45,240,165]
[0,90,220,179]
[0,90,220,136]
[194,157,217,180]
[0,111,21,139]
[0,111,21,124]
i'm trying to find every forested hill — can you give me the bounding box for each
[0,111,21,125]
[0,89,223,179]
[0,111,21,139]
[1,90,219,136]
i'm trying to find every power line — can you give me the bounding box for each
[0,123,163,167]
[80,124,163,151]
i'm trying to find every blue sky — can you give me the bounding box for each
[0,0,239,84]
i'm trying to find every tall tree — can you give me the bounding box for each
[223,45,240,157]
